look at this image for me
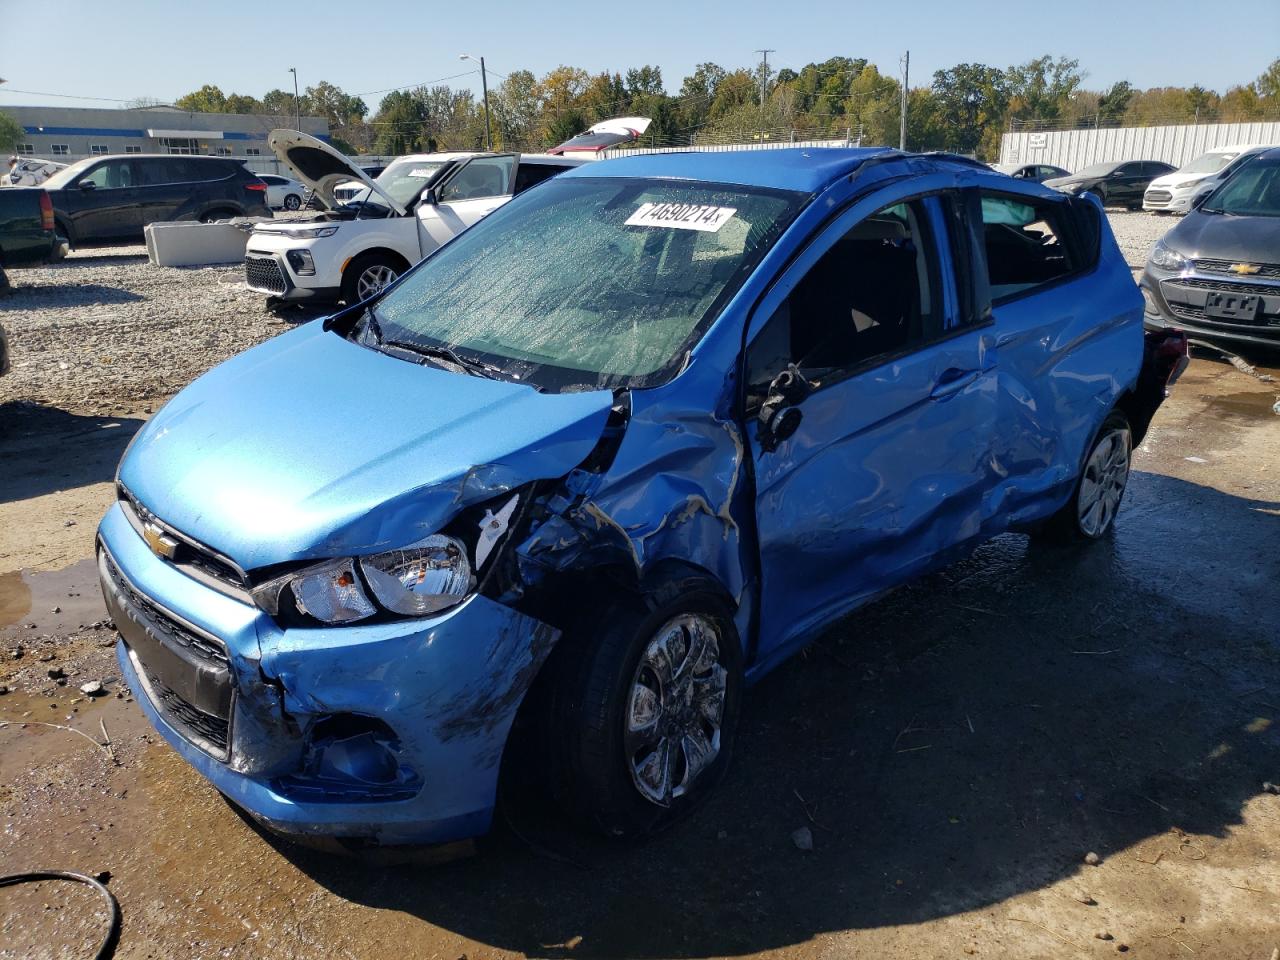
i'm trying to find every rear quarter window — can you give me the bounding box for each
[978,191,1100,303]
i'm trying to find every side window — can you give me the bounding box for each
[80,160,135,189]
[136,158,186,186]
[514,162,569,194]
[746,198,940,389]
[438,156,516,202]
[1116,163,1141,178]
[978,192,1082,302]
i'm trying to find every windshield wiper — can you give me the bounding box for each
[383,338,518,382]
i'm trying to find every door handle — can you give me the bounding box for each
[930,368,979,401]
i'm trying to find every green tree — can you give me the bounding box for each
[0,111,23,151]
[1256,58,1280,99]
[174,84,228,113]
[1097,81,1134,121]
[371,89,426,154]
[1004,56,1084,123]
[224,93,263,114]
[261,89,296,115]
[493,69,541,149]
[930,63,1008,157]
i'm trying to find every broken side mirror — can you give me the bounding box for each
[757,365,811,453]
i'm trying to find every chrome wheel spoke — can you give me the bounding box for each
[678,729,716,795]
[1078,426,1130,536]
[626,613,727,808]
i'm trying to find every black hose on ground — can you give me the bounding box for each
[0,871,120,960]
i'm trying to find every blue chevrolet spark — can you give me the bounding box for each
[98,149,1187,849]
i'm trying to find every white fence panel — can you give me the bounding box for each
[1000,122,1280,171]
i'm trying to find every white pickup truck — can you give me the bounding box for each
[244,130,587,305]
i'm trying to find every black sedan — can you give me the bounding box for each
[1044,160,1176,209]
[1141,148,1280,349]
[991,162,1071,182]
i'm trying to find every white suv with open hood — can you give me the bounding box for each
[244,130,586,305]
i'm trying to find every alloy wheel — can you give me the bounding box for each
[356,264,398,300]
[1077,426,1131,537]
[624,613,728,806]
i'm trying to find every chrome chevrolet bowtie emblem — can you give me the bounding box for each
[142,521,178,559]
[1229,263,1261,275]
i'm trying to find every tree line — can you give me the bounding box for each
[5,56,1274,160]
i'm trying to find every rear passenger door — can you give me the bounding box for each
[744,188,998,657]
[973,188,1112,520]
[134,158,191,225]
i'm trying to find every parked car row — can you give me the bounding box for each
[97,145,1190,852]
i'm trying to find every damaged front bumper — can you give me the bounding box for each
[98,502,557,847]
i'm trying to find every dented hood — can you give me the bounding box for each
[118,324,613,570]
[267,129,407,214]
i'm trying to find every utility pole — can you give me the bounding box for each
[460,54,492,150]
[289,67,300,130]
[899,51,909,150]
[756,49,774,144]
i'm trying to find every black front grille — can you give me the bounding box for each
[1145,190,1172,204]
[117,487,248,593]
[103,551,230,670]
[1193,259,1280,280]
[1167,277,1280,298]
[245,255,287,294]
[146,671,230,754]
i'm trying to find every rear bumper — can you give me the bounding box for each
[98,501,558,846]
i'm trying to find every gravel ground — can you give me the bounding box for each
[0,245,311,414]
[0,211,1175,415]
[1105,209,1171,270]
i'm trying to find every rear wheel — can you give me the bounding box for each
[341,251,407,305]
[1037,411,1132,542]
[548,586,743,837]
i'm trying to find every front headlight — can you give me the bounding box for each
[360,534,473,616]
[1149,240,1189,272]
[290,558,377,623]
[287,226,339,239]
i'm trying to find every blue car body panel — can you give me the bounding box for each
[119,323,613,568]
[98,149,1152,845]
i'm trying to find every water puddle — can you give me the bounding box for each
[0,558,103,635]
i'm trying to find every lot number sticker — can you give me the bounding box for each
[626,202,737,232]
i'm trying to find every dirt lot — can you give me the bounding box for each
[2,215,1279,960]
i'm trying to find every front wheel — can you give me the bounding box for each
[199,209,237,224]
[283,193,301,211]
[550,587,743,837]
[1038,411,1132,542]
[341,252,405,305]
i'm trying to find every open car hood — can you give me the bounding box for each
[547,116,652,155]
[267,129,407,215]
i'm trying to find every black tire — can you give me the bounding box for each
[283,193,301,211]
[1087,189,1106,207]
[1036,411,1132,542]
[547,583,743,837]
[340,251,407,305]
[199,209,237,224]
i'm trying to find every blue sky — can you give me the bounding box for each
[1,0,1276,111]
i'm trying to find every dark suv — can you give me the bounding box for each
[40,155,270,247]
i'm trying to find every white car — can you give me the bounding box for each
[245,131,586,305]
[257,173,307,211]
[1143,144,1274,214]
[8,157,67,186]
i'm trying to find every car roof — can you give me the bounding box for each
[559,147,903,192]
[520,154,591,166]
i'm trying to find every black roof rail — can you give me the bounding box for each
[910,151,992,171]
